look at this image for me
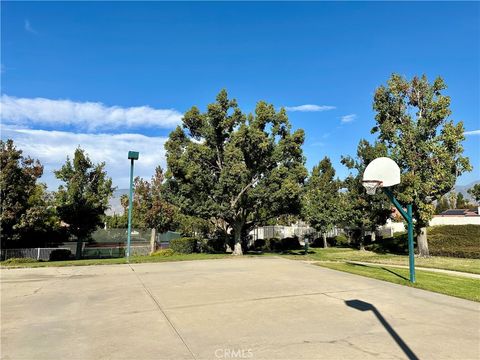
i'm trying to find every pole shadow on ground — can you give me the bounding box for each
[345,299,419,360]
[345,262,410,281]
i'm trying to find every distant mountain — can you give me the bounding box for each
[106,188,129,216]
[455,180,479,200]
[106,181,479,215]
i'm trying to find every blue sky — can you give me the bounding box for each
[1,1,479,189]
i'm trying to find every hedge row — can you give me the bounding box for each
[253,237,302,252]
[169,237,198,254]
[428,225,480,259]
[310,234,350,248]
[365,225,480,258]
[49,249,72,261]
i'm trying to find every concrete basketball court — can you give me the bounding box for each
[1,257,479,360]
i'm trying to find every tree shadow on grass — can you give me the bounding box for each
[345,299,419,360]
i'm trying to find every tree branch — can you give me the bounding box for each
[230,176,258,208]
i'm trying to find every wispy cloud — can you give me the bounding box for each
[0,95,182,131]
[24,19,38,34]
[464,130,480,136]
[310,141,325,147]
[341,114,356,123]
[285,104,336,112]
[1,125,169,189]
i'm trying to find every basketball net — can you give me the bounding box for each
[362,180,383,195]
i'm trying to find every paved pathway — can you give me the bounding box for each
[2,258,479,359]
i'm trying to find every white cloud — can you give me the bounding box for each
[285,104,336,112]
[1,125,169,190]
[464,130,480,136]
[0,95,182,131]
[341,114,356,123]
[24,19,38,34]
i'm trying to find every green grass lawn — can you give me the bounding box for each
[0,253,233,268]
[316,261,480,302]
[3,247,478,302]
[283,248,480,274]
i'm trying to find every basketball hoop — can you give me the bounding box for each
[362,180,383,195]
[360,157,415,284]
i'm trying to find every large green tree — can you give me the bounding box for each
[435,195,450,214]
[105,168,179,232]
[15,183,66,247]
[165,90,307,255]
[55,148,114,258]
[0,139,44,247]
[467,184,480,204]
[372,74,471,256]
[456,192,468,209]
[131,166,177,232]
[341,140,392,249]
[302,157,341,248]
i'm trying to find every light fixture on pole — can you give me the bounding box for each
[127,151,139,262]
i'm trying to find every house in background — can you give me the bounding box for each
[430,207,480,226]
[438,208,479,217]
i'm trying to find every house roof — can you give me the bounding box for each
[440,209,479,216]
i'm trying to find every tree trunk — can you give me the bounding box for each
[150,228,157,255]
[232,222,243,256]
[322,233,328,248]
[417,226,429,257]
[359,228,365,251]
[75,239,83,259]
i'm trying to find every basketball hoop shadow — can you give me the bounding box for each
[345,300,419,360]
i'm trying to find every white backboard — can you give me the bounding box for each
[363,157,400,187]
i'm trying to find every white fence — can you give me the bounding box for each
[1,248,71,261]
[377,216,480,238]
[249,225,339,241]
[430,216,480,226]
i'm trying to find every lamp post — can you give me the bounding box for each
[127,151,139,262]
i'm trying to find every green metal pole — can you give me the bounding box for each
[407,204,415,283]
[127,159,134,262]
[383,189,415,283]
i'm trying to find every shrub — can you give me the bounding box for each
[366,234,409,255]
[49,249,72,261]
[428,225,480,259]
[151,249,176,257]
[253,239,266,251]
[198,237,226,253]
[257,237,301,252]
[264,238,283,252]
[170,237,197,254]
[2,257,37,264]
[311,236,333,248]
[281,236,302,250]
[332,234,350,247]
[252,238,278,252]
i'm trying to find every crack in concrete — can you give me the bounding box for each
[128,264,197,360]
[8,268,82,298]
[163,287,379,310]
